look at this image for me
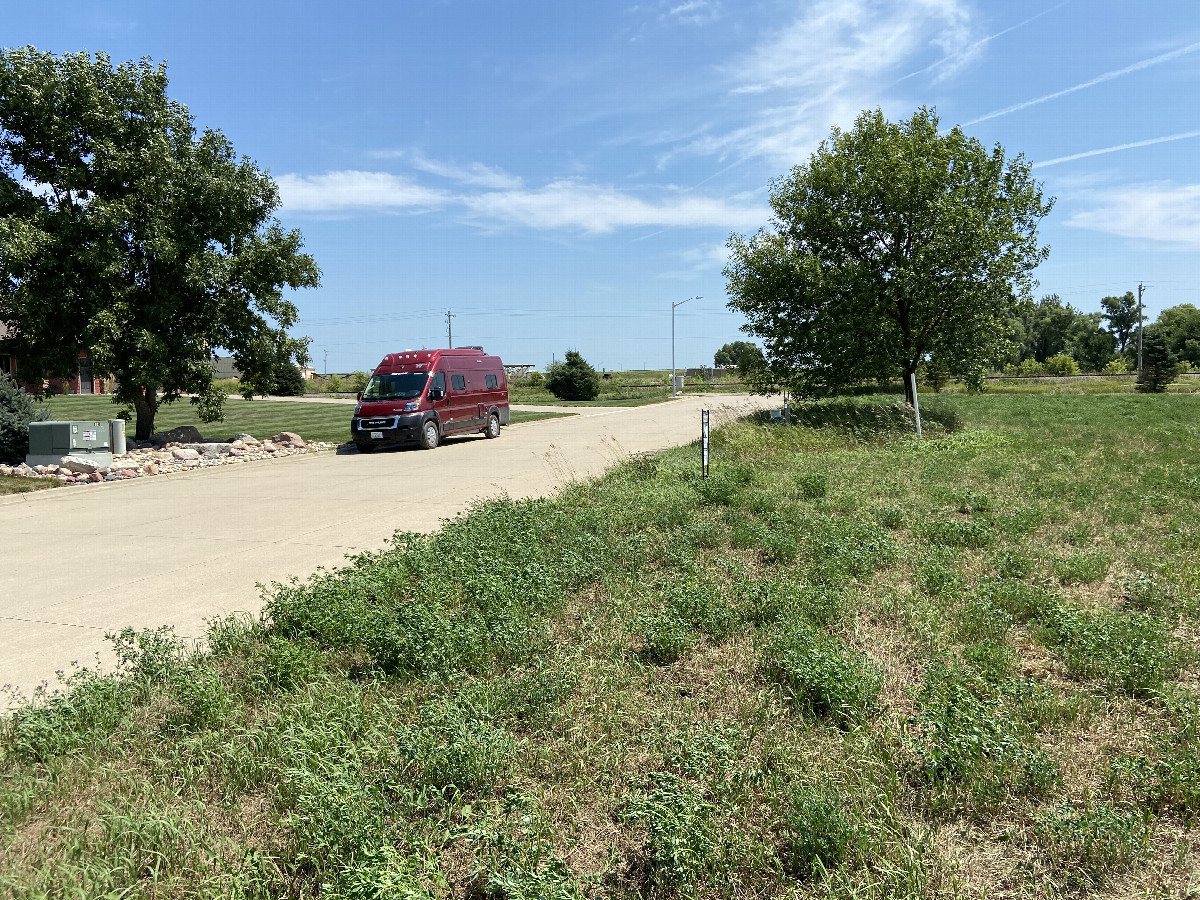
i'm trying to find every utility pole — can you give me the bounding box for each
[323,349,328,376]
[1137,283,1145,376]
[671,296,701,398]
[446,310,456,349]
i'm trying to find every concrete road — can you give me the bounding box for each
[0,394,773,702]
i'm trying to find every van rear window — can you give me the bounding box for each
[485,374,498,389]
[451,374,466,390]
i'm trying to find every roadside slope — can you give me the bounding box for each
[0,394,772,699]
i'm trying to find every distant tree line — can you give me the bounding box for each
[1004,293,1200,376]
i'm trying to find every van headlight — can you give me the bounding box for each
[402,400,419,412]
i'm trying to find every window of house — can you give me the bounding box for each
[451,374,466,390]
[485,374,498,389]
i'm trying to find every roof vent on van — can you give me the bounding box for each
[457,345,484,351]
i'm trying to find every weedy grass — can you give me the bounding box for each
[3,392,1200,898]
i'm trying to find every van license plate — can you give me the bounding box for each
[371,431,383,440]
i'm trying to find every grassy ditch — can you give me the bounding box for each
[3,393,1199,898]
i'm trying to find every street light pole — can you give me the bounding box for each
[672,296,701,398]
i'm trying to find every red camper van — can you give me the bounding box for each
[350,348,509,452]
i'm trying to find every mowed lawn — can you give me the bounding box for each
[43,395,570,444]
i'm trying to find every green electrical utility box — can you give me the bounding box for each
[26,420,122,468]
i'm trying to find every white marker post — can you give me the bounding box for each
[701,409,710,478]
[909,372,922,438]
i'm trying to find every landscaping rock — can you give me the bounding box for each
[145,463,159,475]
[172,448,200,461]
[87,472,103,483]
[272,431,305,448]
[232,432,260,445]
[150,425,205,445]
[260,441,279,453]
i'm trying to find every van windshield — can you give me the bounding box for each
[362,372,429,401]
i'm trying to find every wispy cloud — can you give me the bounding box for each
[279,171,765,232]
[685,0,979,165]
[1067,182,1200,249]
[665,0,719,25]
[460,180,766,233]
[1034,130,1200,168]
[965,38,1200,125]
[275,171,448,212]
[368,151,524,189]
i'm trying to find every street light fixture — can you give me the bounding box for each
[671,295,701,398]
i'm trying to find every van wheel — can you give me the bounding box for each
[484,412,500,439]
[419,420,440,450]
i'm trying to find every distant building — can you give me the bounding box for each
[213,356,243,380]
[0,322,108,394]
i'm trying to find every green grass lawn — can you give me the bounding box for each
[4,392,1200,898]
[0,474,58,495]
[42,396,570,444]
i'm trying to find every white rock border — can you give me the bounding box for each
[0,432,337,486]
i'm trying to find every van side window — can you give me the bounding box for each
[451,374,466,391]
[433,372,446,392]
[485,374,498,389]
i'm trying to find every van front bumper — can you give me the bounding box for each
[351,413,425,446]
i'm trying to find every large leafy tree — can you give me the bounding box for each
[725,107,1053,404]
[1100,292,1139,354]
[1155,303,1200,369]
[0,48,319,439]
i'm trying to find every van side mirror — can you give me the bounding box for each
[430,388,445,401]
[356,391,363,401]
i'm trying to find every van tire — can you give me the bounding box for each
[419,419,440,450]
[484,412,500,439]
[355,442,377,454]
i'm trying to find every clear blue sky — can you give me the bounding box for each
[7,1,1200,372]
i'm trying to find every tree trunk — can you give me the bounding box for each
[132,387,158,441]
[902,368,916,407]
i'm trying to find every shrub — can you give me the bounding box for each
[1103,357,1131,375]
[1044,354,1080,376]
[544,351,600,401]
[762,621,880,726]
[271,360,307,396]
[0,372,50,463]
[1006,358,1045,377]
[526,371,544,387]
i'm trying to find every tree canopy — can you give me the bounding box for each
[1100,292,1139,354]
[0,48,320,438]
[713,341,763,370]
[725,107,1052,404]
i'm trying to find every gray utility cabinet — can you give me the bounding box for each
[26,420,126,468]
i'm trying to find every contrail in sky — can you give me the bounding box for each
[966,39,1200,125]
[896,1,1071,84]
[1033,130,1200,168]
